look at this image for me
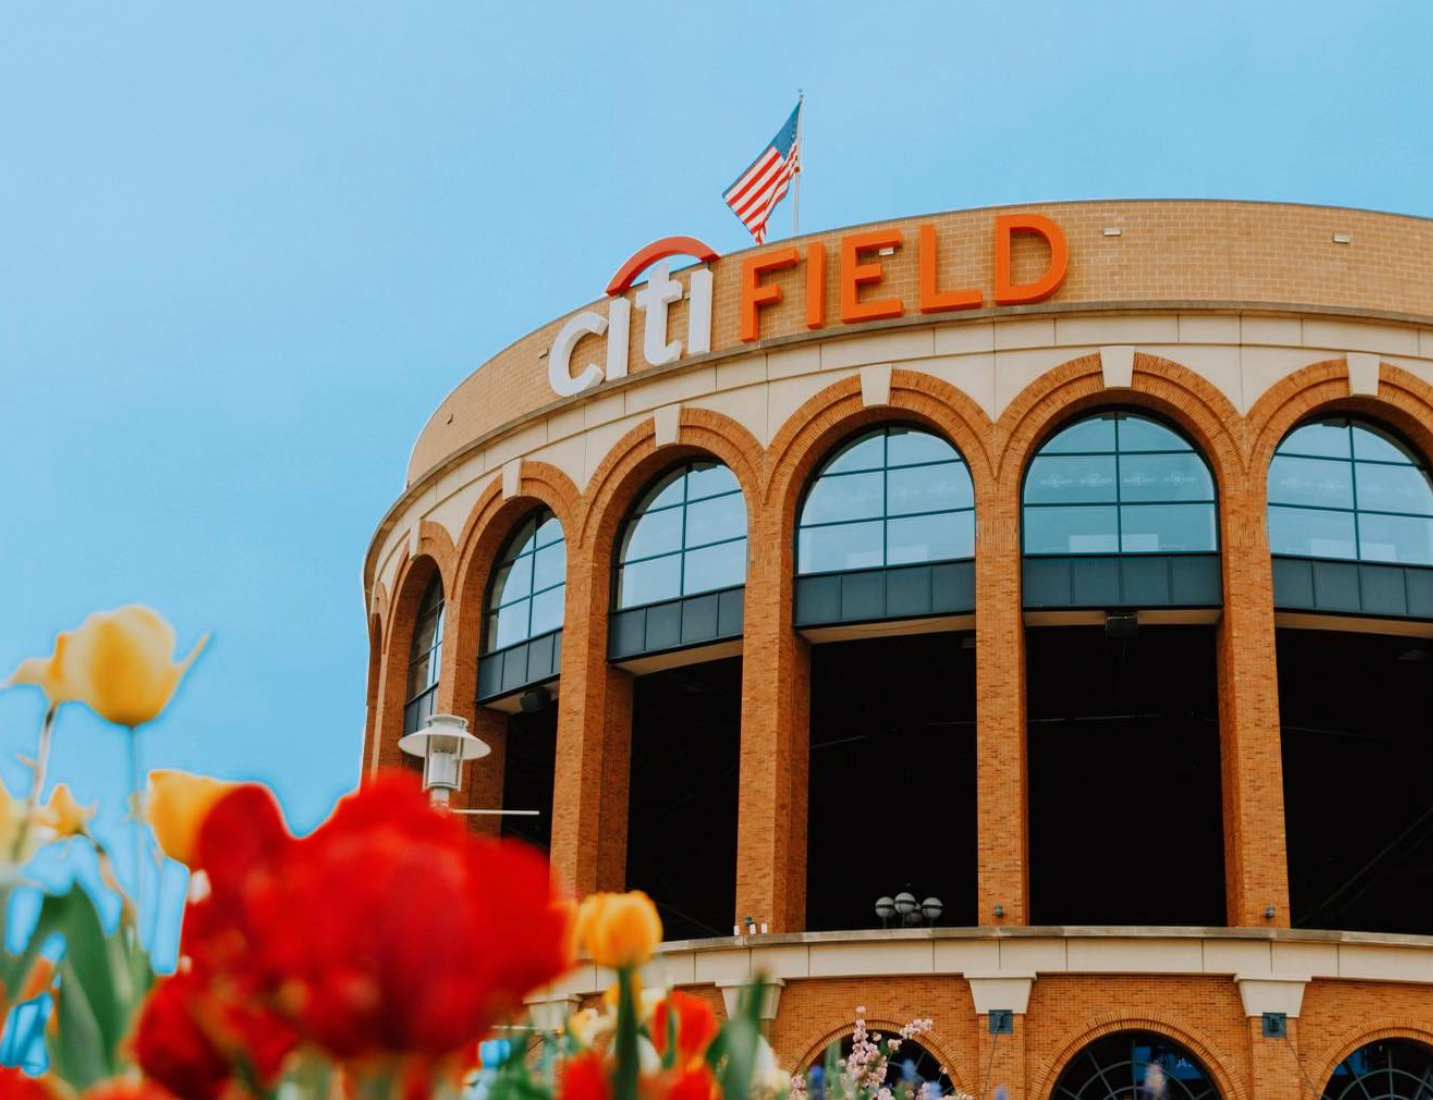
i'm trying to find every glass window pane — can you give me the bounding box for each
[801,470,883,525]
[616,554,682,609]
[684,492,747,549]
[888,512,974,564]
[797,520,884,574]
[1358,513,1433,566]
[530,585,565,635]
[412,608,441,655]
[1118,452,1214,502]
[1116,415,1190,452]
[822,432,885,474]
[1355,462,1433,516]
[634,471,685,514]
[1352,424,1414,464]
[887,462,973,516]
[532,542,567,591]
[1119,503,1218,552]
[1280,421,1351,459]
[683,538,747,595]
[501,517,537,562]
[1024,505,1119,554]
[620,506,683,561]
[491,599,531,650]
[534,514,563,547]
[491,555,533,607]
[686,462,740,500]
[1267,455,1354,509]
[1025,455,1118,504]
[1040,415,1117,453]
[886,428,958,467]
[406,651,433,698]
[1267,505,1356,559]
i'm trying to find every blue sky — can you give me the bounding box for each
[1,0,1431,949]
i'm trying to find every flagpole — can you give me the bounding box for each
[792,90,802,238]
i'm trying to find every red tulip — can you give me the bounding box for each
[191,773,572,1060]
[559,1052,612,1100]
[133,970,296,1100]
[651,992,719,1066]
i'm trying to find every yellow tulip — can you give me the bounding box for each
[575,890,663,969]
[62,606,207,727]
[5,631,81,705]
[145,770,239,867]
[0,780,29,863]
[37,784,94,839]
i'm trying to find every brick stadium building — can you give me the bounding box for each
[362,201,1433,1100]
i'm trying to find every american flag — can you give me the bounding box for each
[724,101,802,245]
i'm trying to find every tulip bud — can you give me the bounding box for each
[4,632,80,705]
[145,770,239,867]
[62,606,207,728]
[575,890,663,970]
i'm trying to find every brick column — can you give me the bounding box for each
[549,540,634,897]
[1216,480,1291,927]
[1244,1017,1304,1100]
[735,507,811,932]
[974,1018,1026,1100]
[457,707,508,836]
[975,492,1029,925]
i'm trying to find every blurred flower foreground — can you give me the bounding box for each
[0,607,943,1100]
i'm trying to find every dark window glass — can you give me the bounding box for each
[1267,418,1433,566]
[1022,412,1218,555]
[483,507,567,652]
[796,427,975,575]
[1322,1039,1433,1100]
[404,575,444,734]
[614,462,748,610]
[1049,1031,1220,1100]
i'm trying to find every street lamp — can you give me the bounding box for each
[398,713,490,805]
[874,890,944,928]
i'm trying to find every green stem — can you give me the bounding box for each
[127,727,143,935]
[9,704,57,866]
[613,968,639,1100]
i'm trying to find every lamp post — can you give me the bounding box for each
[874,890,944,929]
[397,713,491,805]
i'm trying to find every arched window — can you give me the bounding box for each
[1323,1039,1433,1100]
[1023,411,1217,555]
[404,576,444,735]
[615,461,747,610]
[484,508,566,652]
[1050,1031,1220,1100]
[1268,418,1433,565]
[797,425,974,575]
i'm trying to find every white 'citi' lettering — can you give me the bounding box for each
[547,264,714,398]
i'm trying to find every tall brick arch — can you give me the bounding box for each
[1033,1016,1248,1100]
[1247,359,1433,487]
[446,463,583,719]
[375,542,450,773]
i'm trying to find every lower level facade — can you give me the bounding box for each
[361,201,1433,1098]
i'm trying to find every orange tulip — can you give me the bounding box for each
[37,784,94,839]
[145,770,240,867]
[575,891,663,969]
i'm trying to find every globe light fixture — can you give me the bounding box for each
[398,713,491,804]
[875,890,944,928]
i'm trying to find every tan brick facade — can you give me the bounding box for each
[363,202,1433,1097]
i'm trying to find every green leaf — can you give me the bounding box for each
[50,955,110,1087]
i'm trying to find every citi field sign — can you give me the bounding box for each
[547,215,1069,398]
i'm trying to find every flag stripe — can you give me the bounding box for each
[723,101,802,246]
